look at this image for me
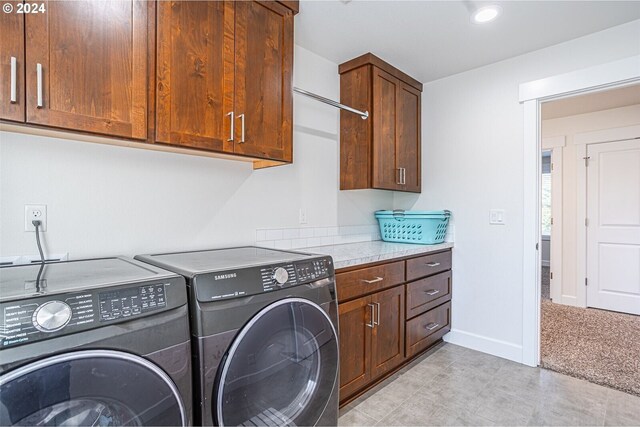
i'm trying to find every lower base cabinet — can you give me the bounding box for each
[337,249,452,405]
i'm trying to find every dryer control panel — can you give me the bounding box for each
[194,256,334,302]
[0,282,173,349]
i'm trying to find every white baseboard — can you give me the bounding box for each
[443,329,523,364]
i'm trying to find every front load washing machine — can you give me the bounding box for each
[136,247,339,426]
[0,257,192,426]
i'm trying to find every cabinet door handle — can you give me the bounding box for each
[424,289,440,296]
[425,322,440,331]
[366,303,375,328]
[226,112,234,141]
[36,63,43,108]
[10,56,17,103]
[426,262,441,267]
[361,276,383,284]
[396,168,402,185]
[401,168,406,185]
[374,302,380,326]
[237,113,245,143]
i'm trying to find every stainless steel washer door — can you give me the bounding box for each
[0,350,187,426]
[215,298,338,427]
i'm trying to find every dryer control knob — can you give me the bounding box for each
[273,267,289,285]
[32,301,72,332]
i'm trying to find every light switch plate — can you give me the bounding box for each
[489,209,506,225]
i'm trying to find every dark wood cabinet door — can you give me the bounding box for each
[155,1,234,151]
[372,68,400,190]
[396,81,421,192]
[0,1,25,122]
[25,0,148,139]
[232,1,293,161]
[370,285,405,379]
[338,296,372,400]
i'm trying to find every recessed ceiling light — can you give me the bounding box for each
[471,5,501,24]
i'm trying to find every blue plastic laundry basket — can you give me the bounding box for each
[375,210,451,244]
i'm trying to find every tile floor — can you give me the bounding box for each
[338,343,640,426]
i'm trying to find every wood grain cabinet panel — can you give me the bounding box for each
[336,260,405,302]
[232,0,293,162]
[338,296,372,399]
[372,68,400,190]
[370,285,406,378]
[397,81,421,192]
[406,301,451,358]
[406,250,452,281]
[406,271,452,319]
[339,53,423,193]
[155,0,234,151]
[0,1,25,122]
[25,0,148,139]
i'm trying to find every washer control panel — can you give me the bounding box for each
[1,283,170,349]
[98,284,166,321]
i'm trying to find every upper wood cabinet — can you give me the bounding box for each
[25,0,149,139]
[232,1,293,161]
[339,53,422,193]
[1,0,296,166]
[155,1,233,151]
[0,1,25,122]
[155,0,294,162]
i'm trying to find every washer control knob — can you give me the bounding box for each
[32,301,72,332]
[273,267,289,285]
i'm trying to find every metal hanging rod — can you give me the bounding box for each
[293,87,369,120]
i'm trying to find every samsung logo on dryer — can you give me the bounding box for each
[214,273,237,281]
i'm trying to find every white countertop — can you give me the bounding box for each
[302,240,454,270]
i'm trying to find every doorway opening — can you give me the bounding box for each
[538,84,640,397]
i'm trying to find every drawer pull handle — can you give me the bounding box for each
[366,304,375,328]
[424,289,440,296]
[361,276,384,284]
[425,262,441,267]
[425,322,440,331]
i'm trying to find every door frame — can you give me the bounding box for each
[576,126,640,309]
[519,54,640,367]
[540,141,564,303]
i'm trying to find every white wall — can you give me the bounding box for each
[0,45,394,260]
[542,103,640,305]
[394,20,640,362]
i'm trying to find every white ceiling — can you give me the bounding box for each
[542,84,640,119]
[295,1,640,83]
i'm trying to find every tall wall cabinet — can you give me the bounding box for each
[339,53,423,193]
[0,0,297,166]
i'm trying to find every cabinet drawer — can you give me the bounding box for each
[406,250,451,281]
[406,301,451,358]
[336,261,405,302]
[406,271,452,319]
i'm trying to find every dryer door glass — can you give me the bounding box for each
[216,298,339,426]
[0,350,187,426]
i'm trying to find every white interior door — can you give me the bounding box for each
[587,139,640,315]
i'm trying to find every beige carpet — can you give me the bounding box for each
[541,300,640,396]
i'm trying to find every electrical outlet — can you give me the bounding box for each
[25,205,47,232]
[299,208,308,224]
